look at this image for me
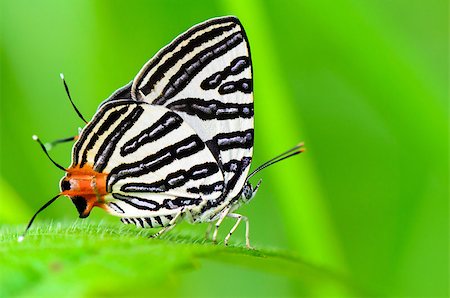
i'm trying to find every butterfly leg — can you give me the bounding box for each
[150,208,185,238]
[212,207,231,244]
[204,222,214,240]
[224,213,252,249]
[183,208,194,223]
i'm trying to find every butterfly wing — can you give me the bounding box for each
[131,16,254,203]
[97,81,133,109]
[72,100,225,223]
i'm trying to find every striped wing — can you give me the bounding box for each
[131,16,254,202]
[72,100,224,221]
[97,81,133,109]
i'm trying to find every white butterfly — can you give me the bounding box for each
[22,16,304,248]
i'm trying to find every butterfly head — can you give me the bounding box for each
[59,166,109,218]
[241,179,262,204]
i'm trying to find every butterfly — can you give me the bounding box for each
[21,16,304,248]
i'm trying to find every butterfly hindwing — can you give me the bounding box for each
[73,100,225,223]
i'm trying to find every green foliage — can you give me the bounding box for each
[1,222,358,297]
[0,0,448,297]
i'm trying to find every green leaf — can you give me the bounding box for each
[1,221,360,297]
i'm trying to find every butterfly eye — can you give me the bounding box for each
[241,183,252,201]
[60,179,71,191]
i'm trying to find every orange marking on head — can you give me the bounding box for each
[60,164,109,218]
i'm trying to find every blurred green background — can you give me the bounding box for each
[0,0,448,297]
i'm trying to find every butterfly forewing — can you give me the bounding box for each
[73,100,225,224]
[131,16,254,205]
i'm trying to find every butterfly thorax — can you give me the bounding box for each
[60,165,108,218]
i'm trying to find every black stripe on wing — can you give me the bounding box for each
[144,217,154,228]
[80,106,130,168]
[121,215,174,228]
[218,78,253,95]
[73,105,111,165]
[201,56,250,90]
[120,162,220,193]
[109,202,125,214]
[135,17,242,96]
[151,31,245,105]
[166,98,253,120]
[213,129,254,151]
[107,135,205,188]
[113,193,161,211]
[120,111,184,157]
[113,193,202,211]
[187,181,224,195]
[140,23,236,96]
[201,156,252,213]
[94,106,145,172]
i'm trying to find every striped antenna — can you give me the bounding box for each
[60,73,88,123]
[32,135,66,171]
[18,194,61,242]
[246,142,305,181]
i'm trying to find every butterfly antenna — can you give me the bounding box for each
[44,136,77,151]
[32,135,66,171]
[60,73,88,124]
[18,194,61,242]
[246,142,305,181]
